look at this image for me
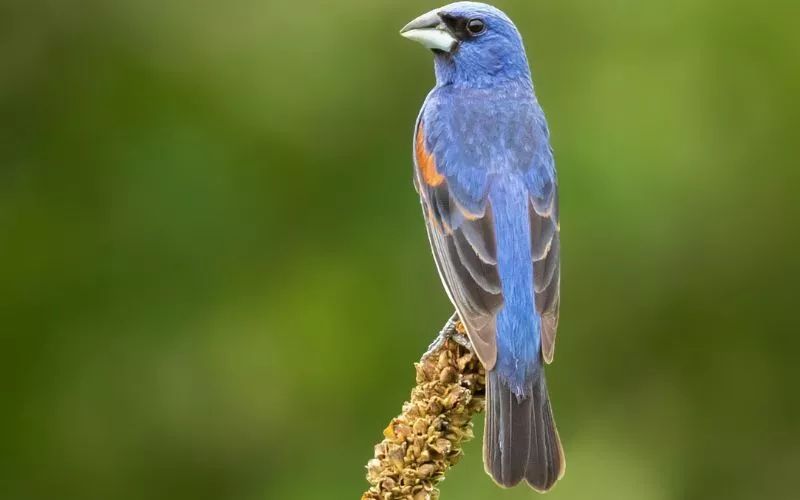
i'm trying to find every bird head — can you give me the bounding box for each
[400,2,531,87]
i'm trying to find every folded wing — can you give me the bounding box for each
[415,123,502,368]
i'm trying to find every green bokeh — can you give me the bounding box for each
[2,1,799,499]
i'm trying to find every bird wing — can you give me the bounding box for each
[525,141,560,364]
[414,119,502,369]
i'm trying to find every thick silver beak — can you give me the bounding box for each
[399,9,458,53]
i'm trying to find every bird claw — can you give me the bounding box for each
[423,312,472,359]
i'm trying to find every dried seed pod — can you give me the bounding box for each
[429,438,452,456]
[361,323,486,500]
[416,463,437,479]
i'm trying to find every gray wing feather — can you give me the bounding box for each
[531,190,560,364]
[422,187,502,369]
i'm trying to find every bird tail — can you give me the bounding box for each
[483,368,565,491]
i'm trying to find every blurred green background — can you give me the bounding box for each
[2,0,799,499]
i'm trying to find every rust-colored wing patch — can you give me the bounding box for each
[415,124,445,187]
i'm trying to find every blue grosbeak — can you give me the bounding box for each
[401,2,564,491]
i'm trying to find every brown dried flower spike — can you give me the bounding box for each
[362,320,486,500]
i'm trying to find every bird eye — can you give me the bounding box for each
[466,18,485,35]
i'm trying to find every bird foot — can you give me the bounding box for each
[423,312,472,359]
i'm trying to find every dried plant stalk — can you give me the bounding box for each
[362,320,486,500]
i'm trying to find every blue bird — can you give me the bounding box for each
[400,2,564,491]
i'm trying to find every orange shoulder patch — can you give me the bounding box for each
[415,124,445,187]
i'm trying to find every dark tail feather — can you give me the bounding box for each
[483,369,565,491]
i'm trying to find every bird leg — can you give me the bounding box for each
[423,311,472,359]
